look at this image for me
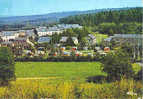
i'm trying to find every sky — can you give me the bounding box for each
[0,0,142,17]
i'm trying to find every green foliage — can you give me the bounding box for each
[60,8,142,25]
[60,8,142,35]
[50,33,61,44]
[102,50,134,81]
[0,47,15,84]
[132,63,141,75]
[91,32,108,45]
[79,37,89,48]
[98,22,117,35]
[66,37,75,46]
[134,68,142,81]
[115,42,143,62]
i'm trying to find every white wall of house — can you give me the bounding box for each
[38,31,62,36]
[1,36,16,41]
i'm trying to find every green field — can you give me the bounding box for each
[15,62,105,81]
[0,62,141,98]
[15,62,141,82]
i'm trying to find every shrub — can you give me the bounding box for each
[0,47,15,85]
[86,75,107,83]
[66,46,72,50]
[134,67,142,81]
[94,52,105,61]
[102,50,134,81]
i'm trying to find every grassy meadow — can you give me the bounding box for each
[15,62,105,82]
[0,62,141,98]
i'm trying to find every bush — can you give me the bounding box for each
[86,75,107,83]
[0,47,15,85]
[94,52,105,61]
[134,68,142,81]
[66,46,72,50]
[102,50,134,81]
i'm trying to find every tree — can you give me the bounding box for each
[51,33,61,44]
[66,37,75,46]
[0,47,15,85]
[102,49,134,81]
[98,22,117,35]
[60,7,142,26]
[33,28,39,41]
[79,37,89,49]
[134,67,142,81]
[0,36,2,43]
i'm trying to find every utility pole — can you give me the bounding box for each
[141,33,143,91]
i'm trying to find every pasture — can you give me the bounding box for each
[15,62,105,81]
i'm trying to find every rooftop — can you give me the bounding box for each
[38,37,51,43]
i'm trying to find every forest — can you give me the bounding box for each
[60,7,142,35]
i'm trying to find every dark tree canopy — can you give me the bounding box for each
[0,47,15,84]
[60,7,142,25]
[102,49,134,81]
[60,7,142,35]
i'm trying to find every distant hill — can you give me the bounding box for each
[0,7,135,26]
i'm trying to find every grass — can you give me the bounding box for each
[0,78,142,99]
[0,62,141,98]
[92,33,108,44]
[15,62,105,81]
[15,62,141,81]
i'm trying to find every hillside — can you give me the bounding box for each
[60,7,142,25]
[0,7,134,26]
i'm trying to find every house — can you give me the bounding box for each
[12,37,30,56]
[37,27,62,36]
[94,47,101,52]
[87,34,96,45]
[36,27,49,36]
[37,47,45,55]
[72,37,78,45]
[14,37,28,47]
[60,47,66,51]
[83,47,88,50]
[60,37,68,43]
[38,37,51,43]
[23,50,33,56]
[72,47,77,51]
[1,31,19,42]
[60,37,78,45]
[18,30,29,38]
[56,24,82,29]
[26,30,35,37]
[1,41,13,47]
[62,51,71,56]
[104,47,110,53]
[1,36,16,42]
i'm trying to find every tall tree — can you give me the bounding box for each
[0,47,15,85]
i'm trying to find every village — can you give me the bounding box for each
[0,1,142,98]
[0,24,111,60]
[0,23,142,62]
